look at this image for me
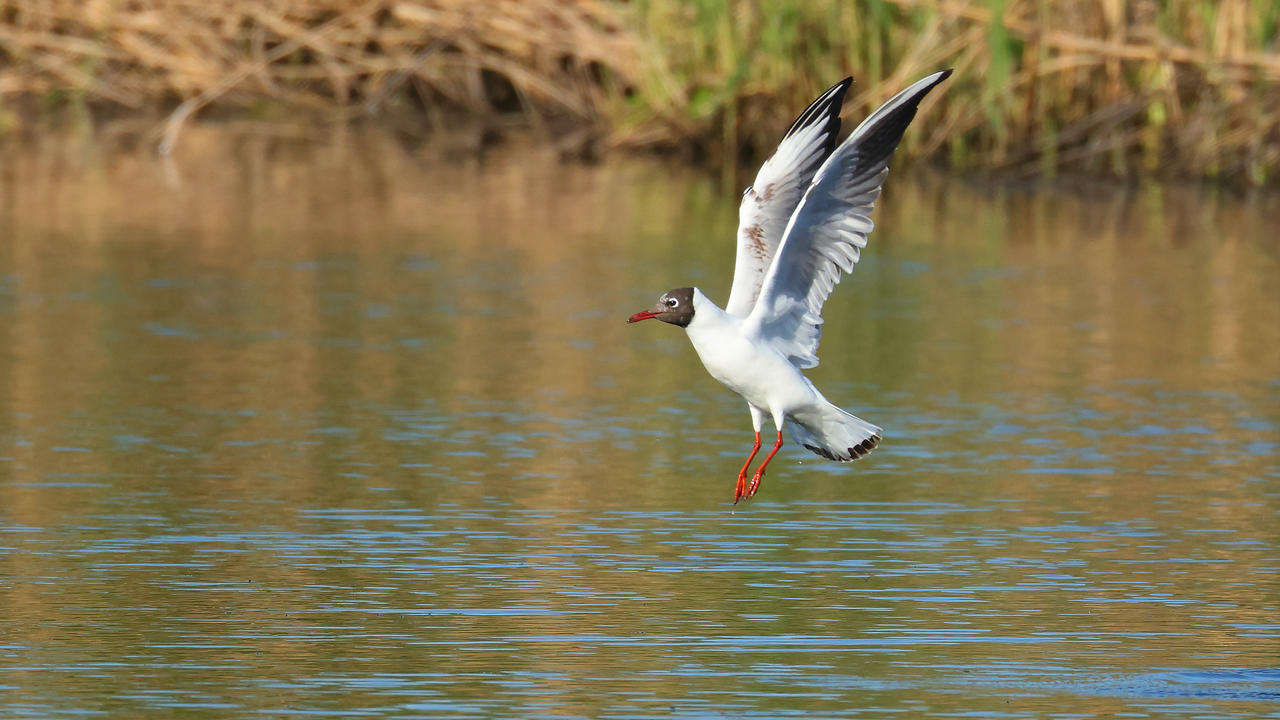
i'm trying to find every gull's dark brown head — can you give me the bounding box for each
[627,287,695,328]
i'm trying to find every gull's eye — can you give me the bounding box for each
[666,297,679,308]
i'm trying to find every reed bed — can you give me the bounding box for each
[0,0,635,152]
[2,0,1279,184]
[623,0,1280,185]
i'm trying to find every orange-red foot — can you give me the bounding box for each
[733,431,762,504]
[745,431,784,500]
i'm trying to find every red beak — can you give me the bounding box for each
[627,309,661,324]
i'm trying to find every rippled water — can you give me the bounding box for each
[1,130,1277,718]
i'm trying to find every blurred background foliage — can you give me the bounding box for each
[1,0,1278,185]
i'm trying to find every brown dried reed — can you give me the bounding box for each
[0,0,635,152]
[2,0,1279,184]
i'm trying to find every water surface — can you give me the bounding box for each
[0,129,1278,718]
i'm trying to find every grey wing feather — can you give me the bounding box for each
[724,78,851,317]
[746,69,952,368]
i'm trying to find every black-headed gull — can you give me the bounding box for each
[628,70,951,502]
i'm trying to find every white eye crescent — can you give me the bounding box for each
[666,298,679,307]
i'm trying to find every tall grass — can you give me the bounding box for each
[1,0,1278,184]
[619,0,1280,185]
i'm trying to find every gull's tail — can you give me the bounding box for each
[787,400,882,462]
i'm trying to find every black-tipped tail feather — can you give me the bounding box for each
[787,402,882,463]
[803,433,880,462]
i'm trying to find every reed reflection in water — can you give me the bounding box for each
[0,129,1277,718]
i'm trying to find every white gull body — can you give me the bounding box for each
[684,290,820,418]
[628,70,951,502]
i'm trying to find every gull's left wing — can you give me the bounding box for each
[723,78,852,317]
[746,69,951,368]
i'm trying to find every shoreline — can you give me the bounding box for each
[7,113,1277,200]
[5,125,1277,253]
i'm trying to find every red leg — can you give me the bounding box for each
[734,432,762,504]
[746,430,783,499]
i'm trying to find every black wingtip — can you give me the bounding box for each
[846,69,952,169]
[781,76,853,143]
[911,69,953,107]
[909,69,953,97]
[928,68,954,91]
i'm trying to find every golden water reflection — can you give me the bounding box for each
[0,129,1277,718]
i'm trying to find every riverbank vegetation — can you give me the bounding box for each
[2,0,1278,185]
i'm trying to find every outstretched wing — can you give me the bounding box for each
[723,78,852,317]
[746,69,951,368]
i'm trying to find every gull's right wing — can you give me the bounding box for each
[746,70,952,369]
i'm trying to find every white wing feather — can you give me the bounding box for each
[746,70,952,368]
[724,79,851,317]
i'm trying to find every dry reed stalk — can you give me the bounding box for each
[0,0,637,152]
[890,0,1280,79]
[614,0,1280,185]
[882,0,1280,182]
[2,0,1279,184]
